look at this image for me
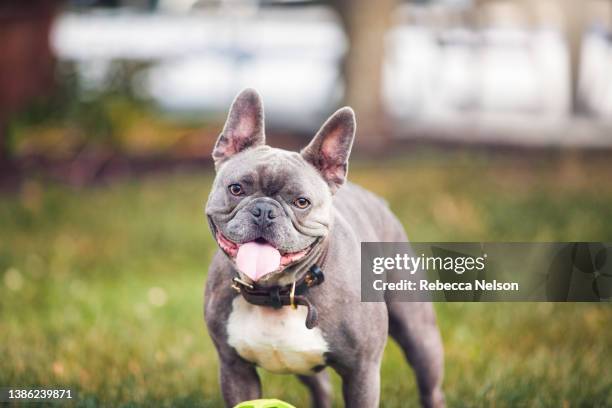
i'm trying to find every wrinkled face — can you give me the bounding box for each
[205,89,355,284]
[206,146,332,281]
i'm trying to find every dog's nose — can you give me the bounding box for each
[250,202,278,225]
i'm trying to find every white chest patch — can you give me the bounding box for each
[227,296,328,375]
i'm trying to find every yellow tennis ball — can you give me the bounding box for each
[233,399,296,408]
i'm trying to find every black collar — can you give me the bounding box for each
[231,265,325,329]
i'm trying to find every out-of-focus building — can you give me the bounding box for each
[0,0,59,163]
[2,0,612,160]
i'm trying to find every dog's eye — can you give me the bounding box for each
[228,183,243,196]
[293,197,311,209]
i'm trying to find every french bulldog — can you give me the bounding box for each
[204,89,444,408]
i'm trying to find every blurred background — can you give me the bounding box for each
[2,0,612,183]
[1,0,611,407]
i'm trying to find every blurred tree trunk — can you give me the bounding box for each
[330,0,397,153]
[476,0,587,114]
[0,0,58,169]
[558,0,587,114]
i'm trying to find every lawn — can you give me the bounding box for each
[1,150,611,407]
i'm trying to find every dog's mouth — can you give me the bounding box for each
[215,230,316,282]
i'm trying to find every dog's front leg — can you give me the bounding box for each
[340,361,382,408]
[219,356,261,407]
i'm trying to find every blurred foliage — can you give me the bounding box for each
[1,152,612,406]
[8,61,209,160]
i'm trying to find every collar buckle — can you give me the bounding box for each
[232,277,254,292]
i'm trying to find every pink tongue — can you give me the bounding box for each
[236,241,281,281]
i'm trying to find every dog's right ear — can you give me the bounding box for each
[212,88,265,167]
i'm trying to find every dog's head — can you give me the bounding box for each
[205,89,355,285]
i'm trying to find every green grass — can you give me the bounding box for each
[1,151,611,407]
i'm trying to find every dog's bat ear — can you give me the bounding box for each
[301,107,356,193]
[213,88,265,167]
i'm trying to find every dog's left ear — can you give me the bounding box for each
[301,107,356,193]
[212,88,265,167]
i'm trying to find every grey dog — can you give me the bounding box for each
[204,89,444,408]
